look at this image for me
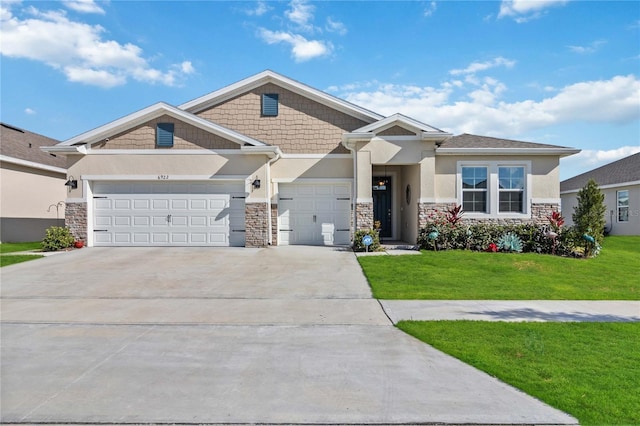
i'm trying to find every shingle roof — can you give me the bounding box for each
[560,152,640,192]
[0,123,66,169]
[439,133,573,150]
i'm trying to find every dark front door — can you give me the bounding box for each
[372,176,392,238]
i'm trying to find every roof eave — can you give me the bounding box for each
[240,145,282,159]
[58,103,266,148]
[436,148,581,156]
[0,154,67,173]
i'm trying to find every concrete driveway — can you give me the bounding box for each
[1,246,577,425]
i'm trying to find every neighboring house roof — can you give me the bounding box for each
[0,122,66,172]
[45,102,267,153]
[560,152,640,192]
[436,133,580,156]
[179,70,384,123]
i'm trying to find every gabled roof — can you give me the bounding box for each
[436,133,580,156]
[0,123,66,172]
[351,113,452,139]
[560,152,640,192]
[179,70,384,123]
[44,102,266,153]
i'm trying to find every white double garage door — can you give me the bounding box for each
[92,181,351,247]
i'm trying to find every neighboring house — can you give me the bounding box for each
[42,70,579,247]
[560,153,640,236]
[1,123,67,242]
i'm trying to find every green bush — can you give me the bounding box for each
[572,179,606,257]
[42,226,75,251]
[418,223,578,256]
[353,229,381,252]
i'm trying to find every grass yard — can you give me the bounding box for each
[359,236,640,300]
[397,321,640,425]
[0,242,43,267]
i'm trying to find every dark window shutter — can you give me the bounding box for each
[156,123,174,147]
[262,93,279,116]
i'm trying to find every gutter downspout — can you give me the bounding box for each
[265,148,282,245]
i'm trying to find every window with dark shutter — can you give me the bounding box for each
[156,123,174,147]
[262,93,279,116]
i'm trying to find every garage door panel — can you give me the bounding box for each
[133,233,150,243]
[153,199,169,210]
[93,181,245,246]
[114,216,131,226]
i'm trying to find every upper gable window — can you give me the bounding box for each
[262,93,279,117]
[156,123,174,147]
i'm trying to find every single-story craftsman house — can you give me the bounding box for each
[1,123,66,242]
[561,153,639,236]
[43,70,580,247]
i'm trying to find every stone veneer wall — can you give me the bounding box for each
[418,202,561,229]
[65,202,87,242]
[245,202,268,247]
[356,202,374,230]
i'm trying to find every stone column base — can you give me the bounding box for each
[356,202,374,230]
[65,201,87,242]
[245,202,268,248]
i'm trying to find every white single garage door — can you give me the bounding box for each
[278,182,351,246]
[93,181,245,246]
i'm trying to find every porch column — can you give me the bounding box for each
[355,150,373,230]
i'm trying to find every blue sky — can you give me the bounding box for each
[1,0,638,180]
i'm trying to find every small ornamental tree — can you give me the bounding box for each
[572,179,606,256]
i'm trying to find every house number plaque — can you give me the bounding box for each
[157,175,169,180]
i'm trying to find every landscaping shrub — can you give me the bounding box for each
[41,226,75,251]
[417,206,578,256]
[572,179,606,257]
[352,228,381,252]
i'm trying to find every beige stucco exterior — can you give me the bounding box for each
[561,183,640,236]
[0,161,66,241]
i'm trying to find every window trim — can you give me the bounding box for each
[457,161,531,219]
[461,166,488,213]
[617,189,629,222]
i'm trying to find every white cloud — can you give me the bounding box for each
[243,1,270,16]
[24,107,36,115]
[450,57,516,76]
[326,17,347,35]
[498,0,568,22]
[63,0,105,15]
[567,39,606,54]
[285,0,315,32]
[333,75,640,137]
[0,4,194,88]
[258,28,332,62]
[424,1,437,17]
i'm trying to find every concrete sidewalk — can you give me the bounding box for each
[380,300,640,323]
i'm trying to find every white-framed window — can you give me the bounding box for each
[461,166,488,212]
[617,190,629,222]
[457,161,531,218]
[498,166,525,213]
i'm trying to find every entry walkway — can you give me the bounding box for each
[380,300,640,323]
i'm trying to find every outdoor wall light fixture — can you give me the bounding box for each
[252,178,261,189]
[64,176,78,190]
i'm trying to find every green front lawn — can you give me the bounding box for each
[0,241,42,253]
[397,321,640,425]
[359,236,640,300]
[0,242,43,267]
